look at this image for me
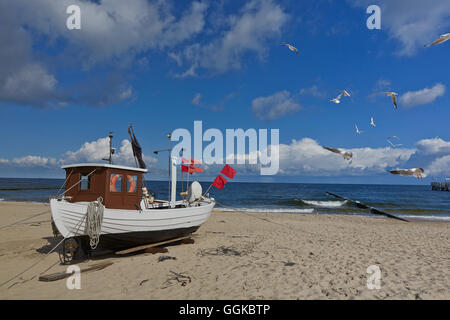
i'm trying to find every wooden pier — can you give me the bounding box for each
[431,181,449,191]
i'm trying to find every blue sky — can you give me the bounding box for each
[0,0,450,184]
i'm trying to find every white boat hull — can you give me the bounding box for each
[50,198,214,249]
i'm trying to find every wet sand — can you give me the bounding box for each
[0,201,449,299]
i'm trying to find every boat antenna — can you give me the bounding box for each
[102,132,115,164]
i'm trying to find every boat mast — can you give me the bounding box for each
[153,134,173,204]
[167,133,172,203]
[102,132,115,164]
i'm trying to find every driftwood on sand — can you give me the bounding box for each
[38,262,113,282]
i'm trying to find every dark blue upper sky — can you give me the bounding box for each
[0,0,449,183]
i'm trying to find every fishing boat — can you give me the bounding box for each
[50,129,214,259]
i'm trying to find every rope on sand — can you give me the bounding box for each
[0,209,50,230]
[0,209,87,289]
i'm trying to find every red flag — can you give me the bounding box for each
[182,165,203,174]
[221,164,236,179]
[212,175,227,189]
[190,166,203,173]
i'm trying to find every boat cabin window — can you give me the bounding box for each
[126,175,138,193]
[110,173,123,192]
[80,174,91,190]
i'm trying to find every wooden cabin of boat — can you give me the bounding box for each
[62,163,147,210]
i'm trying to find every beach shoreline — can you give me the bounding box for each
[0,201,449,300]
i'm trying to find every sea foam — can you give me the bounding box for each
[217,207,315,214]
[301,200,347,208]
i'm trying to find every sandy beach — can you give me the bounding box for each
[0,201,448,300]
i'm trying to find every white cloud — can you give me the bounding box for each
[426,155,450,176]
[1,64,57,103]
[400,83,446,108]
[114,139,158,167]
[61,137,157,167]
[223,137,416,176]
[251,90,301,120]
[299,85,327,98]
[278,138,415,176]
[11,156,58,167]
[416,137,450,155]
[3,136,450,178]
[0,0,209,106]
[174,0,288,75]
[12,0,209,66]
[0,136,158,172]
[62,137,111,164]
[349,0,450,56]
[0,7,60,106]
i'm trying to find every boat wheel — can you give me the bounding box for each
[59,237,80,265]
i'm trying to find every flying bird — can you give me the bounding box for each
[339,90,352,98]
[323,146,353,161]
[370,117,376,127]
[387,140,403,148]
[355,124,363,135]
[424,33,450,47]
[282,43,299,54]
[384,92,398,109]
[388,168,425,179]
[330,93,343,104]
[388,135,400,140]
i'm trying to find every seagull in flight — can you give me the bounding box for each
[388,135,400,140]
[424,33,450,47]
[339,90,352,98]
[384,92,398,109]
[330,93,343,104]
[281,43,299,54]
[323,146,353,161]
[355,124,363,135]
[370,117,376,127]
[387,140,403,148]
[388,168,425,179]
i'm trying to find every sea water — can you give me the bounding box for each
[0,178,449,221]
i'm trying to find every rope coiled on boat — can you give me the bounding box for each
[86,197,104,249]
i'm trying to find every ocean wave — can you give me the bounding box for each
[276,199,347,208]
[401,215,450,222]
[216,207,315,214]
[301,200,347,208]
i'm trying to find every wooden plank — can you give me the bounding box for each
[115,236,192,255]
[38,262,114,282]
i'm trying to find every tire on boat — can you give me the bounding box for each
[59,236,91,264]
